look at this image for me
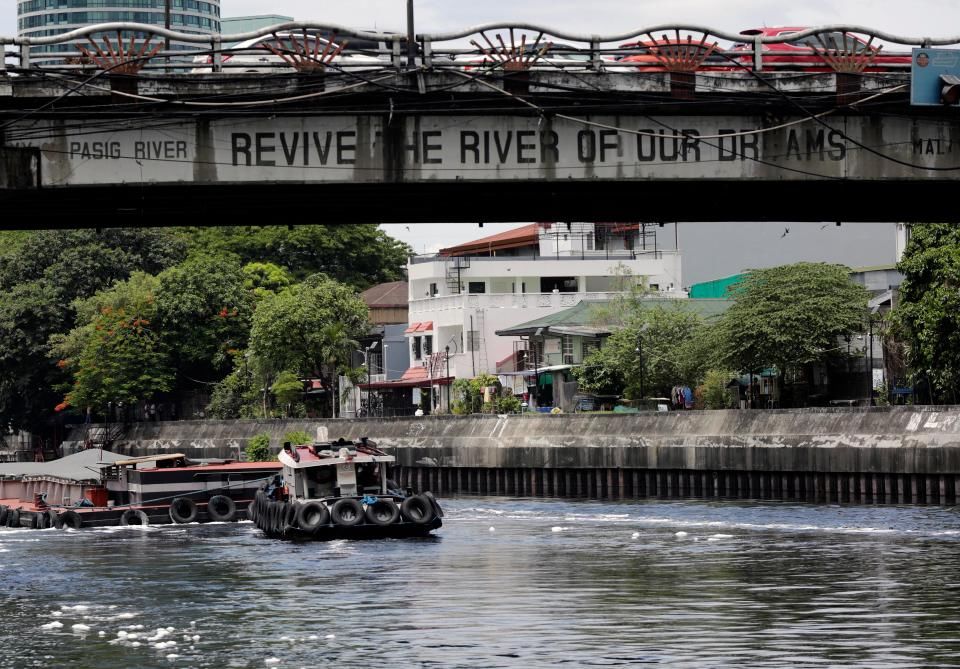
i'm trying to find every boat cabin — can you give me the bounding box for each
[278,440,396,501]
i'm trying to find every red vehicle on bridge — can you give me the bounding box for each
[616,38,730,72]
[731,27,912,72]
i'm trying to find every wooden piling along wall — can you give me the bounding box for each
[397,467,960,505]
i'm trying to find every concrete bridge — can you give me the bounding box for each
[2,22,960,223]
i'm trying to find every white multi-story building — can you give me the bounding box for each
[405,222,684,384]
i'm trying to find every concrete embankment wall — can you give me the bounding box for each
[64,407,960,505]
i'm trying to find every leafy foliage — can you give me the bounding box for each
[712,263,868,374]
[574,304,711,399]
[283,430,313,446]
[451,373,499,414]
[53,273,174,409]
[894,224,960,401]
[700,369,735,409]
[245,433,272,462]
[248,276,369,417]
[271,371,304,417]
[178,225,410,289]
[154,253,254,376]
[0,281,70,432]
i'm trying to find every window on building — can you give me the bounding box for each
[429,282,438,296]
[423,335,433,357]
[412,336,422,360]
[581,338,601,361]
[468,282,486,294]
[562,335,574,365]
[649,283,659,292]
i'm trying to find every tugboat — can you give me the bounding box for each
[250,437,443,540]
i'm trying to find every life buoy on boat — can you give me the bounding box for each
[365,498,400,526]
[120,509,149,526]
[169,497,198,524]
[206,495,236,522]
[400,495,435,525]
[330,499,364,527]
[295,502,330,533]
[60,510,82,530]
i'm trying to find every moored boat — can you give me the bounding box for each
[250,437,443,540]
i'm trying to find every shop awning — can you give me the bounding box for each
[359,365,453,390]
[404,321,434,334]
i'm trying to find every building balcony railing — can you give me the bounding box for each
[408,248,674,265]
[409,291,640,315]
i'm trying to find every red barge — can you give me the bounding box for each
[0,450,280,530]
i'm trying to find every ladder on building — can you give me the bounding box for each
[445,256,469,294]
[474,308,488,374]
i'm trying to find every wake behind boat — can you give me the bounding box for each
[249,437,443,540]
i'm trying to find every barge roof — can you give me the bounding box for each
[0,449,126,482]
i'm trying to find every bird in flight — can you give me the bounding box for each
[780,227,790,238]
[405,226,411,232]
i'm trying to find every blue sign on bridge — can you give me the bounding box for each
[910,47,960,105]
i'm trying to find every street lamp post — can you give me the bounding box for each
[445,345,451,412]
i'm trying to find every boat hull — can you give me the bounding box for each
[251,490,442,541]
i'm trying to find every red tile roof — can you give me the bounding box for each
[439,223,539,256]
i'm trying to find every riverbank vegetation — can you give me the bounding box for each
[0,225,408,435]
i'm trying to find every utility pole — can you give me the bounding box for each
[406,0,417,67]
[164,0,171,71]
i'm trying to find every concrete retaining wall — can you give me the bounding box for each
[62,407,960,504]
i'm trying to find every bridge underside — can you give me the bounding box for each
[0,179,955,225]
[2,71,958,225]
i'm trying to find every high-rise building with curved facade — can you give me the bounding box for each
[17,0,221,64]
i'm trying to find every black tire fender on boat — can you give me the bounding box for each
[120,509,149,526]
[273,502,288,534]
[0,505,8,526]
[296,502,330,533]
[401,495,435,525]
[34,512,47,530]
[47,509,62,529]
[207,495,236,522]
[365,498,400,526]
[330,498,365,527]
[9,509,20,528]
[285,503,297,528]
[169,497,198,524]
[60,510,82,530]
[246,500,256,521]
[423,491,445,518]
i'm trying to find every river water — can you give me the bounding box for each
[2,497,960,668]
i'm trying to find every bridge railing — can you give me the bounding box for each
[3,22,959,76]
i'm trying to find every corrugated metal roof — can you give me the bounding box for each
[439,223,538,256]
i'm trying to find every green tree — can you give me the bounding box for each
[248,277,369,417]
[243,262,294,302]
[713,262,869,383]
[574,304,711,399]
[178,225,410,289]
[700,369,735,409]
[52,273,174,410]
[894,224,960,402]
[0,228,186,301]
[0,281,70,432]
[154,253,254,378]
[271,370,304,417]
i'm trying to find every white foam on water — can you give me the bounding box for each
[50,611,63,617]
[192,635,200,642]
[325,634,335,639]
[98,631,106,637]
[307,635,318,640]
[40,621,63,630]
[551,526,568,532]
[114,612,137,620]
[265,659,280,666]
[131,641,141,647]
[61,605,90,612]
[71,624,91,632]
[166,654,180,661]
[675,531,689,537]
[488,526,495,532]
[631,532,640,539]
